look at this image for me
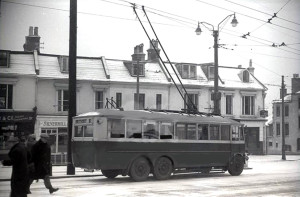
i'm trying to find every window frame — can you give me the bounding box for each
[0,51,9,67]
[276,123,280,136]
[59,56,69,73]
[156,94,162,110]
[284,105,289,117]
[95,91,104,110]
[184,93,198,111]
[0,84,13,109]
[225,95,233,115]
[242,95,255,115]
[134,93,145,110]
[243,70,249,82]
[57,89,69,112]
[132,63,144,76]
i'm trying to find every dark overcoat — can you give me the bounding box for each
[3,142,30,195]
[31,139,51,179]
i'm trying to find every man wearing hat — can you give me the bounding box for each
[2,136,30,197]
[30,133,59,194]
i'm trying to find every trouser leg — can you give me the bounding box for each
[43,175,53,190]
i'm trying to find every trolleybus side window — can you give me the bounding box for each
[143,121,159,139]
[127,119,142,138]
[160,122,174,139]
[232,126,239,141]
[209,125,220,140]
[198,124,208,140]
[74,125,93,137]
[108,118,125,138]
[239,127,244,141]
[221,125,230,140]
[175,123,196,140]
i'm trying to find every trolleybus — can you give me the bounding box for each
[71,109,246,181]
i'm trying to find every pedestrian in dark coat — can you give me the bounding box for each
[30,133,59,194]
[2,136,30,197]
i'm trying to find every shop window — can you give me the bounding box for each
[57,90,69,112]
[95,91,104,109]
[0,84,13,109]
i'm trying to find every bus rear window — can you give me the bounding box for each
[74,125,93,137]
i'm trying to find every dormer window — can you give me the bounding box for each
[0,51,9,67]
[59,56,69,73]
[132,63,144,76]
[176,64,196,79]
[208,66,214,80]
[243,70,249,82]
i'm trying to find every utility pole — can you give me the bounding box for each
[213,30,220,115]
[67,0,77,175]
[281,75,286,160]
[136,60,140,110]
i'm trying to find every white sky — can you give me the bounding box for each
[0,0,300,114]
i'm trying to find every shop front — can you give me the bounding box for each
[0,110,36,160]
[36,115,68,165]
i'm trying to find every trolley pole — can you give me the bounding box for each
[67,0,77,175]
[281,75,286,160]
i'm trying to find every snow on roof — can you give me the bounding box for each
[0,53,36,76]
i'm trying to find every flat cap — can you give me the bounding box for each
[40,133,49,138]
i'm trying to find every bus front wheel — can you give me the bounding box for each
[153,157,173,180]
[228,155,244,176]
[101,169,119,179]
[129,157,150,181]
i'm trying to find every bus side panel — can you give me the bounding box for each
[72,141,99,169]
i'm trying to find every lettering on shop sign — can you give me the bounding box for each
[0,113,34,122]
[40,121,67,127]
[75,118,92,125]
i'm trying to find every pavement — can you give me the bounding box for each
[0,155,299,182]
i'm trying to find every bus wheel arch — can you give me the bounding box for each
[228,154,244,176]
[129,156,151,181]
[153,156,174,180]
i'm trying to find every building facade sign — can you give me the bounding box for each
[40,121,67,128]
[0,111,35,122]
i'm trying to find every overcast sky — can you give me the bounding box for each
[0,0,299,114]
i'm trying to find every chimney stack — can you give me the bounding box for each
[292,73,300,94]
[247,59,255,75]
[23,26,41,52]
[147,39,160,61]
[132,43,145,61]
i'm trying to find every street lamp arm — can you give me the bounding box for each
[199,21,214,31]
[217,13,234,30]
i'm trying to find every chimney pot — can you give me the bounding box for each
[34,27,38,36]
[29,26,33,36]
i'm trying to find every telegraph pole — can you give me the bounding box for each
[281,75,286,160]
[136,59,140,110]
[213,30,220,115]
[67,0,77,175]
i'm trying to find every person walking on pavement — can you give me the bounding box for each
[2,136,30,197]
[30,133,59,194]
[26,134,37,194]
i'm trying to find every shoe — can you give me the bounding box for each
[49,188,59,194]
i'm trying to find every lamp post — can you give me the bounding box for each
[195,13,238,115]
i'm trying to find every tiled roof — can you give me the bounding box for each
[0,53,36,76]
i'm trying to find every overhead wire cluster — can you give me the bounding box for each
[1,0,299,81]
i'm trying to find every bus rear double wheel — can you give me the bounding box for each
[129,157,151,181]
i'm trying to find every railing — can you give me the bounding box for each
[51,152,67,165]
